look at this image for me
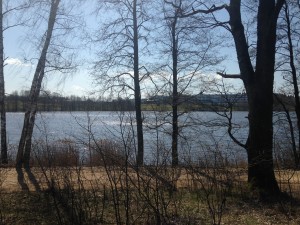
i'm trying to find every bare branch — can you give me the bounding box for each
[217,72,242,79]
[227,114,247,149]
[179,4,228,18]
[3,21,28,31]
[3,2,31,16]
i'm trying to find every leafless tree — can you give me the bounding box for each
[178,0,286,198]
[92,0,152,166]
[16,0,80,168]
[152,0,222,166]
[0,0,30,164]
[0,0,7,165]
[276,0,300,167]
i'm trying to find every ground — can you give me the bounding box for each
[0,166,300,224]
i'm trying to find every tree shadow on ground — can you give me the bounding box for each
[16,167,41,191]
[25,167,41,191]
[16,167,29,191]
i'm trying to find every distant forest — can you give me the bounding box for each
[5,91,294,112]
[6,91,135,112]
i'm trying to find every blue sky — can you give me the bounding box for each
[2,0,286,98]
[3,0,95,97]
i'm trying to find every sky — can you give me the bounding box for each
[2,1,286,98]
[4,1,95,97]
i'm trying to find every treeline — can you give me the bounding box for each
[6,91,249,112]
[5,91,295,112]
[5,91,135,112]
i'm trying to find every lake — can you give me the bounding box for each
[5,111,293,163]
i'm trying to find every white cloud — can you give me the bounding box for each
[200,72,222,81]
[5,57,32,67]
[72,85,86,92]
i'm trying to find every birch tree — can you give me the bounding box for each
[16,0,79,168]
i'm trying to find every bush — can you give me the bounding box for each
[32,139,80,167]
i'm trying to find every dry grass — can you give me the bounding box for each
[0,166,300,224]
[1,166,300,194]
[1,137,300,224]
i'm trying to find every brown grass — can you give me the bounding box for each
[1,166,300,195]
[1,166,300,224]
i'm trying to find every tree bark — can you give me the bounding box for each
[171,12,179,167]
[16,0,60,168]
[0,0,7,164]
[227,0,284,198]
[133,0,144,166]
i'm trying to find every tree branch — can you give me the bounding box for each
[275,0,286,18]
[226,0,254,83]
[3,3,31,16]
[217,72,242,79]
[179,4,228,18]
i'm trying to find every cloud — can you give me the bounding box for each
[200,72,223,82]
[5,58,32,67]
[72,85,86,92]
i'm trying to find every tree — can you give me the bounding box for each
[0,0,7,164]
[221,0,286,198]
[276,0,300,167]
[16,0,60,168]
[0,0,30,164]
[93,0,151,166]
[16,0,79,168]
[181,0,285,198]
[155,0,221,166]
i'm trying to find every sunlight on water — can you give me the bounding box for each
[5,111,294,163]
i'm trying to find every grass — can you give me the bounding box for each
[0,185,300,224]
[1,139,300,224]
[0,192,58,225]
[1,165,300,224]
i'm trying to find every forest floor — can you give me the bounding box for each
[0,166,300,224]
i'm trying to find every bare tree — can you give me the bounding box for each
[179,0,285,198]
[16,0,79,168]
[152,0,222,166]
[276,0,300,167]
[16,0,60,168]
[220,0,286,198]
[0,0,6,165]
[0,0,30,164]
[92,0,151,166]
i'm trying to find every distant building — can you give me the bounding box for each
[195,93,248,105]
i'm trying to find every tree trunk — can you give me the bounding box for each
[171,14,178,167]
[133,0,144,166]
[246,81,280,196]
[0,0,7,164]
[16,0,60,168]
